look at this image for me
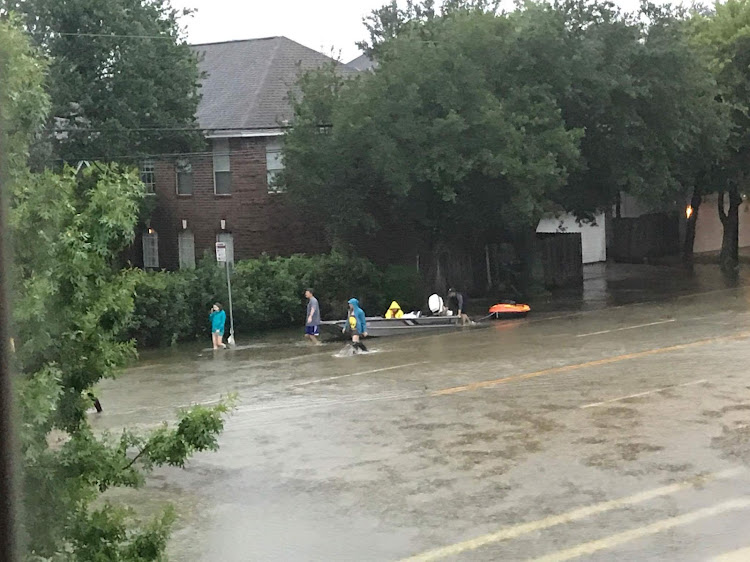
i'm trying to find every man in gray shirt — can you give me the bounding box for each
[304,289,322,345]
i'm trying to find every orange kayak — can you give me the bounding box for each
[488,302,530,319]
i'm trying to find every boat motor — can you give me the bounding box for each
[428,294,445,315]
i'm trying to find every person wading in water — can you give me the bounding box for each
[209,303,227,350]
[345,298,368,353]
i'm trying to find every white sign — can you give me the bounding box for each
[215,242,227,263]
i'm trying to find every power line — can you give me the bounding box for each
[54,32,177,40]
[44,125,289,133]
[45,147,278,163]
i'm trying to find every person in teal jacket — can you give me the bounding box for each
[346,298,368,352]
[209,303,227,350]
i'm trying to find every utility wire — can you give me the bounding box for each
[54,32,178,40]
[44,125,289,133]
[45,147,276,163]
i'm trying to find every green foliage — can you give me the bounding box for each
[382,265,425,313]
[129,268,196,347]
[3,21,231,558]
[282,0,729,254]
[547,0,729,216]
[127,252,425,345]
[11,165,144,430]
[687,0,750,269]
[0,16,49,175]
[282,7,581,246]
[1,0,204,163]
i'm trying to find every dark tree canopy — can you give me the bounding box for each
[1,0,204,164]
[282,0,727,257]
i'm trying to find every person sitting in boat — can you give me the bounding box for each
[384,301,404,319]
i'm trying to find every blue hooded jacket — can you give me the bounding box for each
[347,298,367,334]
[210,309,226,334]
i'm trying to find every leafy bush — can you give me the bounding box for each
[127,252,423,346]
[129,269,196,346]
[382,265,425,313]
[290,251,387,319]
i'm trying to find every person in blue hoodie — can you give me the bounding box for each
[346,298,368,352]
[209,303,227,350]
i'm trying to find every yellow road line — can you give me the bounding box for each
[433,332,750,396]
[531,498,750,562]
[711,546,750,561]
[399,468,744,562]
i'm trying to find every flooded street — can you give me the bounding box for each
[94,263,750,561]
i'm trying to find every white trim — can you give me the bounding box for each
[206,129,285,139]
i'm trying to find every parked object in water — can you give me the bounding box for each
[488,301,530,319]
[321,311,481,338]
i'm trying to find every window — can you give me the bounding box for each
[142,229,159,269]
[213,139,231,195]
[266,139,285,193]
[176,158,193,195]
[140,159,155,193]
[178,230,195,269]
[216,232,234,266]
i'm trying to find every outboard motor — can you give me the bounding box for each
[428,294,445,315]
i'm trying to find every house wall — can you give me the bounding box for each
[536,212,606,264]
[692,193,750,254]
[147,137,328,269]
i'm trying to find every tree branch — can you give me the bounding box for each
[123,444,149,471]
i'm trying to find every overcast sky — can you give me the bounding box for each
[171,0,669,63]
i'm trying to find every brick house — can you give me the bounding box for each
[137,37,355,270]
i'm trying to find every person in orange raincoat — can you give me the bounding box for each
[384,301,404,318]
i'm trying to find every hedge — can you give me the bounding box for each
[126,252,423,346]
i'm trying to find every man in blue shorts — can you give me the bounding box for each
[304,289,322,345]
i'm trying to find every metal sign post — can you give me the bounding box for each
[215,242,235,345]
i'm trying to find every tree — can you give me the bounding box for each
[282,6,581,289]
[1,20,231,559]
[284,0,728,288]
[1,0,203,164]
[517,1,728,229]
[689,0,750,271]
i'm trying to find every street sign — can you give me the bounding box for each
[215,241,227,262]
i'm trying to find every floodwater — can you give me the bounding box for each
[93,263,750,561]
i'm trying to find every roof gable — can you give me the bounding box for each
[192,36,354,133]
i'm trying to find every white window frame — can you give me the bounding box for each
[178,230,195,269]
[142,229,159,269]
[216,232,234,266]
[175,158,193,196]
[140,159,155,193]
[213,139,231,195]
[266,139,285,194]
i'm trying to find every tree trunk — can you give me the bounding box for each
[718,186,742,273]
[683,188,702,263]
[615,191,622,219]
[516,226,541,297]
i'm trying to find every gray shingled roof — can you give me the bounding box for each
[347,53,377,71]
[191,37,354,133]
